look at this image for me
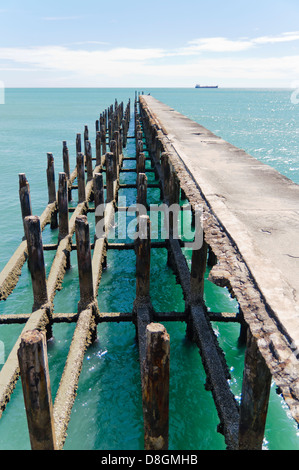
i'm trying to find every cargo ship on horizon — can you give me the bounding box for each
[195,84,218,88]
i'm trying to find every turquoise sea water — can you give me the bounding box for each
[0,88,298,450]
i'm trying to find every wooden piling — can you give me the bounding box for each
[238,331,272,450]
[62,141,72,202]
[187,239,208,340]
[154,135,161,164]
[190,239,208,305]
[169,168,180,206]
[109,140,118,179]
[24,216,48,311]
[94,173,104,239]
[76,134,81,157]
[17,329,57,451]
[85,141,93,182]
[113,130,120,161]
[96,131,102,166]
[19,174,32,234]
[47,153,58,229]
[108,119,112,143]
[75,215,94,312]
[142,322,170,450]
[122,118,128,148]
[105,152,114,203]
[137,173,148,209]
[77,153,86,203]
[168,168,180,238]
[101,125,106,155]
[137,152,146,177]
[161,153,170,201]
[58,172,69,242]
[47,153,56,204]
[62,141,70,180]
[84,125,89,156]
[137,138,143,157]
[135,215,151,301]
[0,97,134,444]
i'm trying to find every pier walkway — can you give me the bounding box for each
[140,94,299,444]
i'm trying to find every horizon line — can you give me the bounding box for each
[2,85,296,89]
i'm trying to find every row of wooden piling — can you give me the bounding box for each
[20,97,170,449]
[0,98,133,447]
[1,92,271,451]
[0,94,173,450]
[138,94,275,451]
[3,94,224,449]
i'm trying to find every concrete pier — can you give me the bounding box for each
[140,94,299,431]
[1,92,299,450]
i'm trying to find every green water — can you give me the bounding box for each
[0,88,299,450]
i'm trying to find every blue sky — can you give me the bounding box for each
[0,0,299,87]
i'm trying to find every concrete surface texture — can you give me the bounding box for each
[142,95,299,351]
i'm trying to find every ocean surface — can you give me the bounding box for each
[0,88,298,450]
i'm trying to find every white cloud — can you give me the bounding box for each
[184,31,299,54]
[186,37,254,53]
[0,45,165,72]
[0,31,299,86]
[135,56,299,81]
[253,31,299,44]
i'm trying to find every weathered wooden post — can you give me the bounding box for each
[136,215,151,301]
[96,131,102,166]
[77,152,86,203]
[62,141,70,180]
[47,153,56,204]
[101,125,106,155]
[154,136,161,164]
[75,215,95,314]
[187,238,208,339]
[122,118,128,148]
[85,141,93,182]
[168,168,180,238]
[94,172,104,240]
[19,174,32,235]
[238,331,272,450]
[151,125,158,161]
[136,139,143,163]
[76,133,81,157]
[137,173,148,210]
[62,141,72,201]
[24,216,48,311]
[18,329,57,451]
[58,172,70,269]
[109,140,118,180]
[142,323,170,451]
[84,125,89,156]
[47,153,58,229]
[113,130,120,161]
[58,173,69,241]
[190,238,208,305]
[108,119,112,143]
[137,152,146,178]
[105,152,114,203]
[161,153,170,202]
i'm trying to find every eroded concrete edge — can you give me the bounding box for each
[140,95,299,425]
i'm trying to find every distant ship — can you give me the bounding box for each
[195,84,218,89]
